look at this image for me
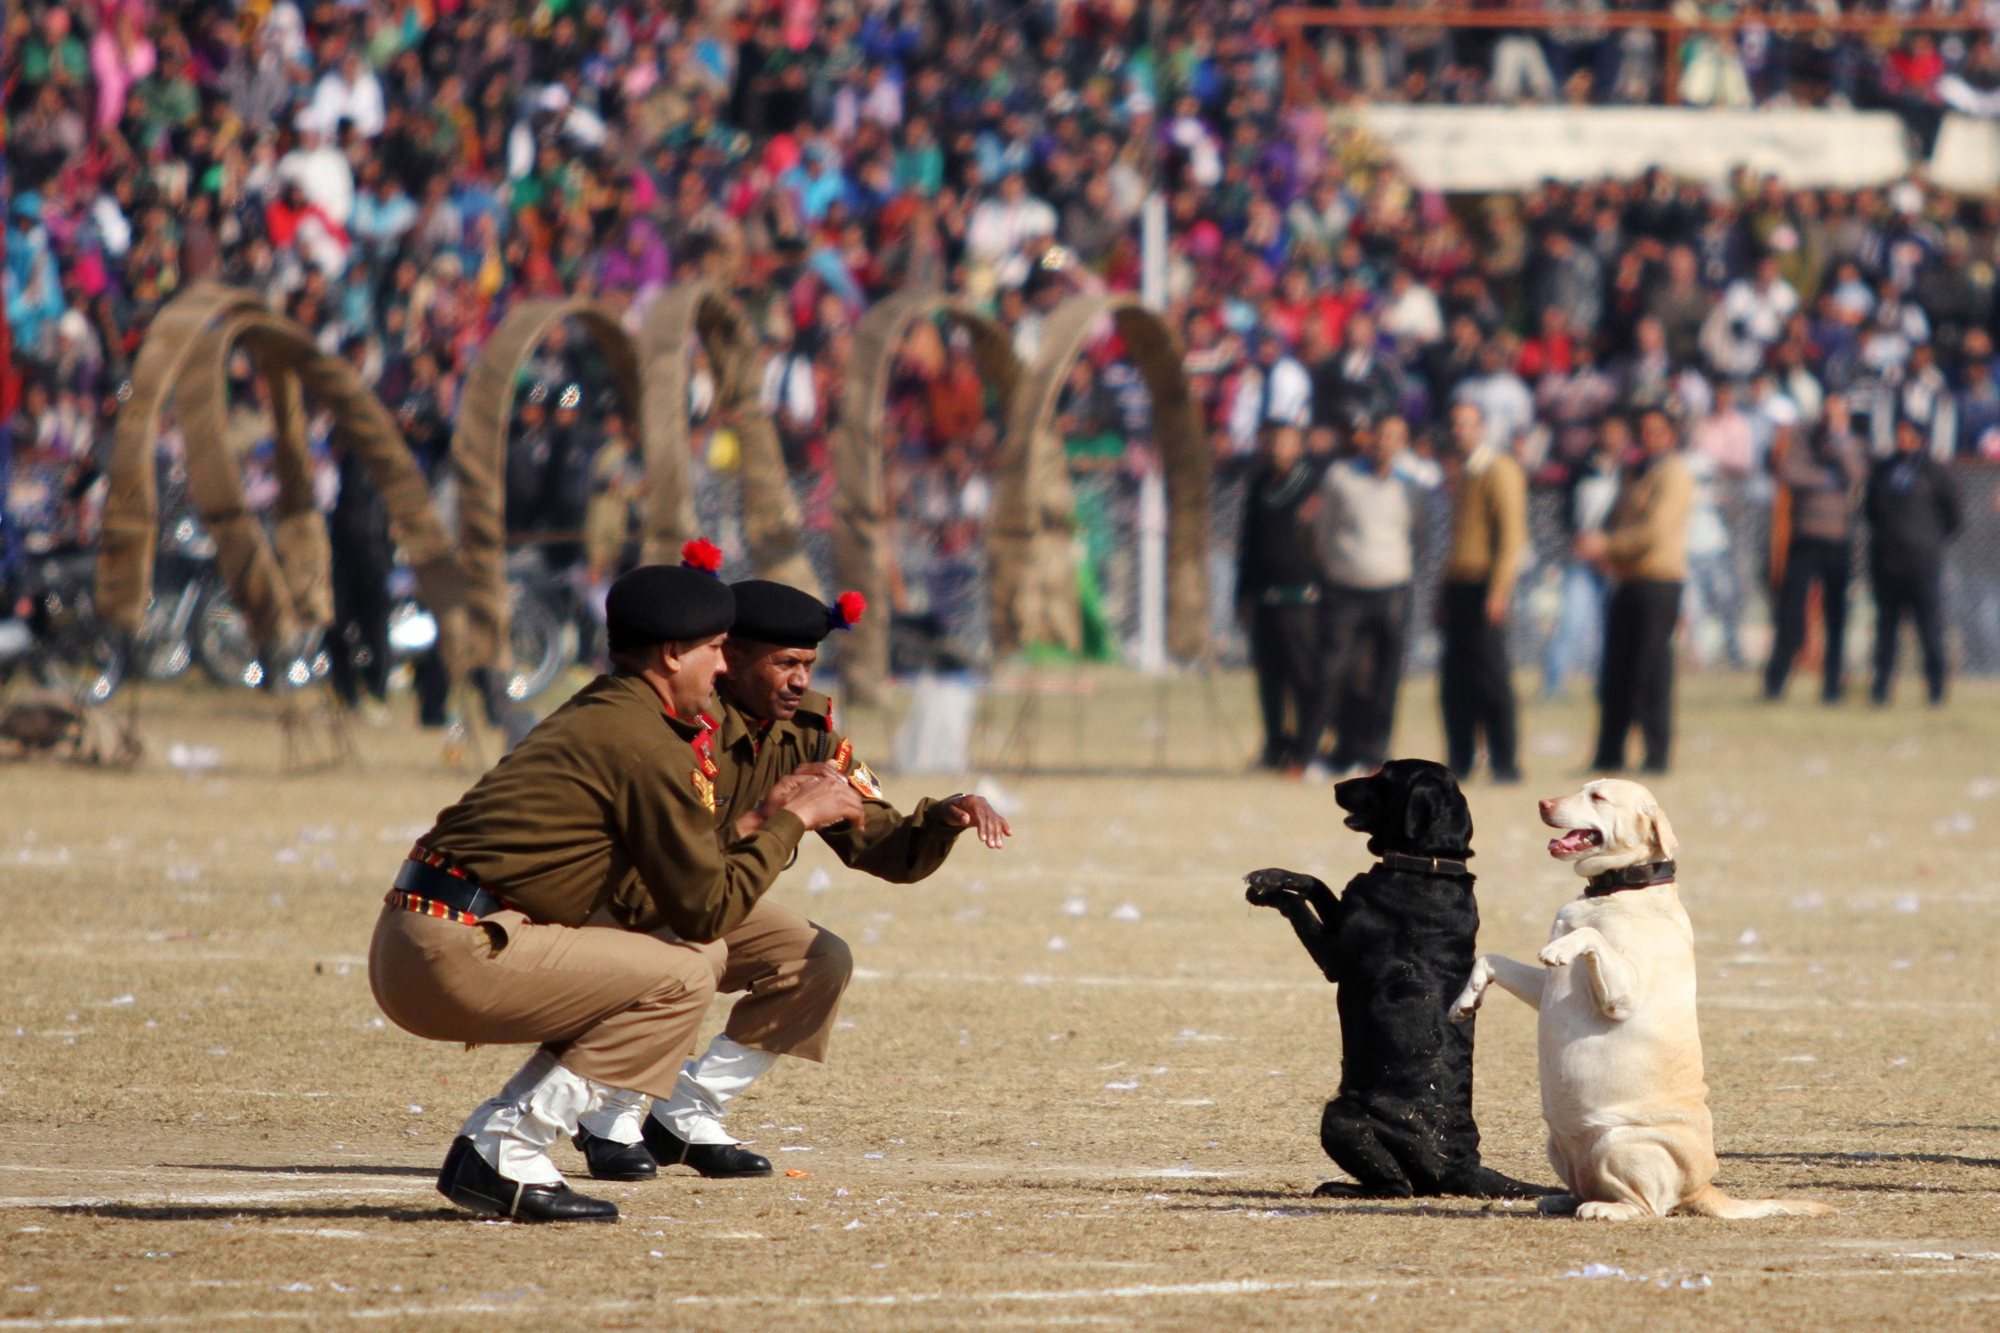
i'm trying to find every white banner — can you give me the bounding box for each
[1930,113,2000,194]
[1355,106,1911,191]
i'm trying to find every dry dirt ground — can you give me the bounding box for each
[3,669,2000,1330]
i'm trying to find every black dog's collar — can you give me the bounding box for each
[1381,852,1472,878]
[1585,860,1676,896]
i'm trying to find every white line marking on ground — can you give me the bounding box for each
[2,1268,1995,1328]
[0,1166,156,1176]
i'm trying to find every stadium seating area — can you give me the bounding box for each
[5,0,1999,577]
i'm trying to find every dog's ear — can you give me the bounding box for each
[1403,767,1471,852]
[1643,799,1678,860]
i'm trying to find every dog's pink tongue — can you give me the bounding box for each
[1549,831,1592,857]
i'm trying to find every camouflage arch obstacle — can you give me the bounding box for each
[636,282,816,592]
[445,296,644,672]
[996,293,1211,668]
[833,290,1209,699]
[96,282,471,664]
[833,291,1022,703]
[97,281,811,705]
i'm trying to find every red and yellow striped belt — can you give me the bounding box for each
[384,888,483,927]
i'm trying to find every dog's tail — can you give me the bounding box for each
[1679,1186,1835,1220]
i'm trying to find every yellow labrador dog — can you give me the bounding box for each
[1449,779,1831,1222]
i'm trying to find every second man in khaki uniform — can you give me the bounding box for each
[574,579,1011,1179]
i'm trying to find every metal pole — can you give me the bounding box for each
[1135,189,1170,676]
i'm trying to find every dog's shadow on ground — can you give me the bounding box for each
[160,1162,437,1178]
[1726,1149,2000,1172]
[1725,1149,2000,1196]
[1122,1184,1548,1221]
[49,1202,456,1224]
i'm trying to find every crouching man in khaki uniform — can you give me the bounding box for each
[368,557,864,1222]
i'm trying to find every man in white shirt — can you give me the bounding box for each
[859,66,903,129]
[1705,255,1798,379]
[1451,340,1534,456]
[1379,269,1445,350]
[308,49,386,140]
[279,110,356,226]
[760,331,818,452]
[1898,342,1959,461]
[966,172,1056,291]
[1228,334,1312,460]
[1312,414,1418,775]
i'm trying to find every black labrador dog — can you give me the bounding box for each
[1246,759,1538,1199]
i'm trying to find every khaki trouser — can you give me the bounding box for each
[369,897,853,1096]
[682,899,852,1064]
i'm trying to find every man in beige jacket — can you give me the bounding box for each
[1440,400,1528,782]
[1580,407,1695,774]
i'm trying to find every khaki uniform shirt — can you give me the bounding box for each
[422,673,805,941]
[713,690,965,884]
[1443,448,1529,605]
[1604,451,1695,582]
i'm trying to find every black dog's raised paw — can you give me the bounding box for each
[1245,867,1321,907]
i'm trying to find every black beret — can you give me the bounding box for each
[605,565,735,653]
[731,580,866,649]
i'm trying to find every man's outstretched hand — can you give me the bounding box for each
[940,794,1012,849]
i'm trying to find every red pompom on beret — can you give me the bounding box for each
[680,538,724,575]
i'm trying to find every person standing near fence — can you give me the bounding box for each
[1439,401,1526,784]
[1866,416,1962,706]
[1584,407,1694,775]
[1542,424,1623,699]
[1764,397,1867,703]
[1237,424,1325,774]
[324,438,393,721]
[1313,414,1417,777]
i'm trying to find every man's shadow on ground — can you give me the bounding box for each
[159,1162,435,1178]
[53,1202,455,1223]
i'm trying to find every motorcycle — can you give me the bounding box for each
[380,551,575,705]
[194,595,329,691]
[0,547,125,706]
[125,516,328,692]
[501,547,588,701]
[131,517,218,683]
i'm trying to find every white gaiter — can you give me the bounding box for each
[459,1049,596,1185]
[652,1036,778,1145]
[576,1084,650,1145]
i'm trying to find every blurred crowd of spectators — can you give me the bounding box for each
[1299,0,2000,132]
[4,0,1998,642]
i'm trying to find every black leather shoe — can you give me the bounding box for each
[436,1136,618,1222]
[641,1118,774,1177]
[572,1127,659,1181]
